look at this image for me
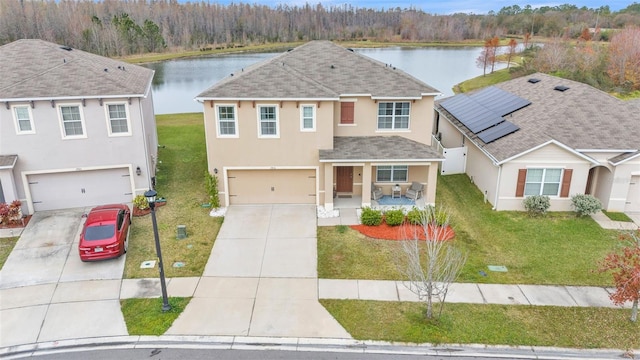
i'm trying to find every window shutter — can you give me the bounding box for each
[340,102,354,124]
[560,169,573,197]
[516,169,526,197]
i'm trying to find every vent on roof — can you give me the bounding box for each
[59,46,72,51]
[528,78,541,83]
[554,85,570,92]
[347,48,354,52]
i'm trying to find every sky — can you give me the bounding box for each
[211,0,633,14]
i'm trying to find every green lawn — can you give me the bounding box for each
[121,297,191,335]
[602,210,633,222]
[321,300,640,349]
[318,174,617,286]
[123,113,223,278]
[0,236,19,270]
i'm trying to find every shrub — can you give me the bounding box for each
[360,207,382,226]
[205,171,221,209]
[384,209,405,226]
[523,195,550,216]
[571,194,602,217]
[133,195,149,210]
[406,207,425,225]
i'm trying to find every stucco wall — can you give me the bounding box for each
[464,141,499,207]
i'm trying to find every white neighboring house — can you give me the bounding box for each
[0,39,158,214]
[434,72,640,212]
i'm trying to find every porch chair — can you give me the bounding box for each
[405,181,424,200]
[371,182,383,200]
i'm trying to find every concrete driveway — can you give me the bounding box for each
[0,208,128,348]
[167,204,350,339]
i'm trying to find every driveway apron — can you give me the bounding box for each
[0,208,128,348]
[167,204,351,339]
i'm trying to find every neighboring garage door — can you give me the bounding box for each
[228,169,316,205]
[625,175,640,212]
[28,168,133,211]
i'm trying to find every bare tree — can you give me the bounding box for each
[506,38,517,68]
[395,207,466,320]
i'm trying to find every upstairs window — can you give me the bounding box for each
[300,105,316,131]
[340,102,354,124]
[59,105,86,138]
[216,105,237,137]
[13,105,35,134]
[106,103,130,135]
[377,102,410,130]
[258,105,278,137]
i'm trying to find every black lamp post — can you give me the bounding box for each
[144,189,171,312]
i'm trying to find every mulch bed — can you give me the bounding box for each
[0,215,32,229]
[132,201,167,217]
[350,222,455,241]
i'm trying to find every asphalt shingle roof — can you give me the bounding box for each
[0,39,154,100]
[0,155,17,168]
[319,136,443,161]
[197,41,440,99]
[436,72,640,163]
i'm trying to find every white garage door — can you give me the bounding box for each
[228,169,316,205]
[625,175,640,212]
[29,168,133,211]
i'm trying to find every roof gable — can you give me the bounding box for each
[0,39,154,100]
[197,41,439,100]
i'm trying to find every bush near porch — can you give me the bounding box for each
[318,174,617,286]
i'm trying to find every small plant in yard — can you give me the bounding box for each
[336,225,348,234]
[523,195,550,216]
[571,194,602,217]
[384,209,405,226]
[599,231,640,322]
[133,195,149,210]
[205,171,221,209]
[361,207,383,226]
[406,207,425,225]
[0,200,22,225]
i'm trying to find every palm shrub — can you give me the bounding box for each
[406,207,426,225]
[571,194,602,216]
[384,209,405,226]
[361,207,383,226]
[205,171,221,209]
[523,195,550,216]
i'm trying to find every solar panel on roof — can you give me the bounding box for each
[476,120,520,143]
[469,87,531,116]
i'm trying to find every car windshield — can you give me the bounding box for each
[84,224,115,241]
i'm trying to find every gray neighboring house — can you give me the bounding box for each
[0,39,158,214]
[434,72,640,212]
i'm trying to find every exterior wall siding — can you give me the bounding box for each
[464,141,499,207]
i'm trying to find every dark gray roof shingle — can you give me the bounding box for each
[198,41,439,99]
[436,72,640,162]
[0,39,154,100]
[320,136,443,161]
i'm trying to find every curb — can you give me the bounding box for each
[1,335,635,360]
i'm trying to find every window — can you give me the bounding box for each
[106,103,130,135]
[524,168,562,196]
[59,105,85,138]
[216,105,237,137]
[12,105,34,134]
[340,102,354,124]
[377,102,410,130]
[258,105,278,137]
[376,165,408,182]
[300,105,316,131]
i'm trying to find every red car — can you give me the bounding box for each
[79,204,131,262]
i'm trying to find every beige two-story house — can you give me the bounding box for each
[0,39,158,214]
[196,41,443,211]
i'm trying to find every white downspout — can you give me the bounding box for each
[493,163,502,210]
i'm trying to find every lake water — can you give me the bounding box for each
[143,46,506,114]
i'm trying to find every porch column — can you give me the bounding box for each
[362,163,372,208]
[425,163,438,205]
[323,163,334,211]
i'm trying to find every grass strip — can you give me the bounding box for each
[0,237,19,269]
[321,299,640,349]
[121,297,190,335]
[602,210,633,222]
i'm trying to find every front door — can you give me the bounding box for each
[336,167,353,193]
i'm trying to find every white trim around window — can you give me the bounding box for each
[104,102,132,136]
[524,168,563,197]
[12,104,35,134]
[376,165,409,182]
[57,104,87,139]
[215,104,238,138]
[257,104,279,138]
[377,101,411,130]
[300,104,316,132]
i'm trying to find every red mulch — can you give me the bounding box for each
[350,222,455,241]
[133,201,167,217]
[0,215,32,229]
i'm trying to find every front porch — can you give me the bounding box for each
[333,194,427,210]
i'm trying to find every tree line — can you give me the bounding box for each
[1,0,640,57]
